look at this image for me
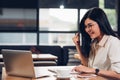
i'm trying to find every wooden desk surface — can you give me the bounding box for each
[2,66,109,80]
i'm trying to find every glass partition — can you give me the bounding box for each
[0,33,37,45]
[39,8,78,31]
[0,8,37,31]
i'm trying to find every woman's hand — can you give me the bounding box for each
[73,65,95,74]
[72,33,80,45]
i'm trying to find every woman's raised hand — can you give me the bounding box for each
[72,33,80,45]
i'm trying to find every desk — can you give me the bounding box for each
[1,66,108,80]
[32,54,57,61]
[32,54,58,66]
[0,54,58,66]
[0,54,57,61]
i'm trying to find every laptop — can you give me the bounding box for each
[2,49,50,78]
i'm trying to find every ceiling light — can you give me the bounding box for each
[60,4,64,9]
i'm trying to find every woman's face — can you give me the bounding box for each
[84,18,103,41]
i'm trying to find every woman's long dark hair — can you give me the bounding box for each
[80,7,118,58]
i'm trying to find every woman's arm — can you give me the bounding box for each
[73,65,120,79]
[75,45,88,66]
[72,33,88,66]
[98,69,120,79]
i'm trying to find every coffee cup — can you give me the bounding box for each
[56,69,71,78]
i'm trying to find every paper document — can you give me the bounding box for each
[48,66,79,74]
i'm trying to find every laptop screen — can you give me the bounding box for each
[2,49,35,78]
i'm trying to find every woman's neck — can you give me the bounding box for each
[96,33,104,42]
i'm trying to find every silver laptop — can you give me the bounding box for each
[2,49,50,78]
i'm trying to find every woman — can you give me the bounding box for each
[72,7,120,79]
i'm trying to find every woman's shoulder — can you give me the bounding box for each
[109,35,119,40]
[108,35,120,44]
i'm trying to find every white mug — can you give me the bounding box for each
[56,69,71,78]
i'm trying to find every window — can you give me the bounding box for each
[104,9,117,31]
[99,0,117,31]
[0,0,118,46]
[39,8,78,31]
[0,33,36,45]
[39,8,78,46]
[0,8,37,45]
[39,33,75,46]
[0,8,37,31]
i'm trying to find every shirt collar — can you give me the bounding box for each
[98,35,109,47]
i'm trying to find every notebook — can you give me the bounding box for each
[48,66,79,74]
[2,49,50,78]
[48,66,96,78]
